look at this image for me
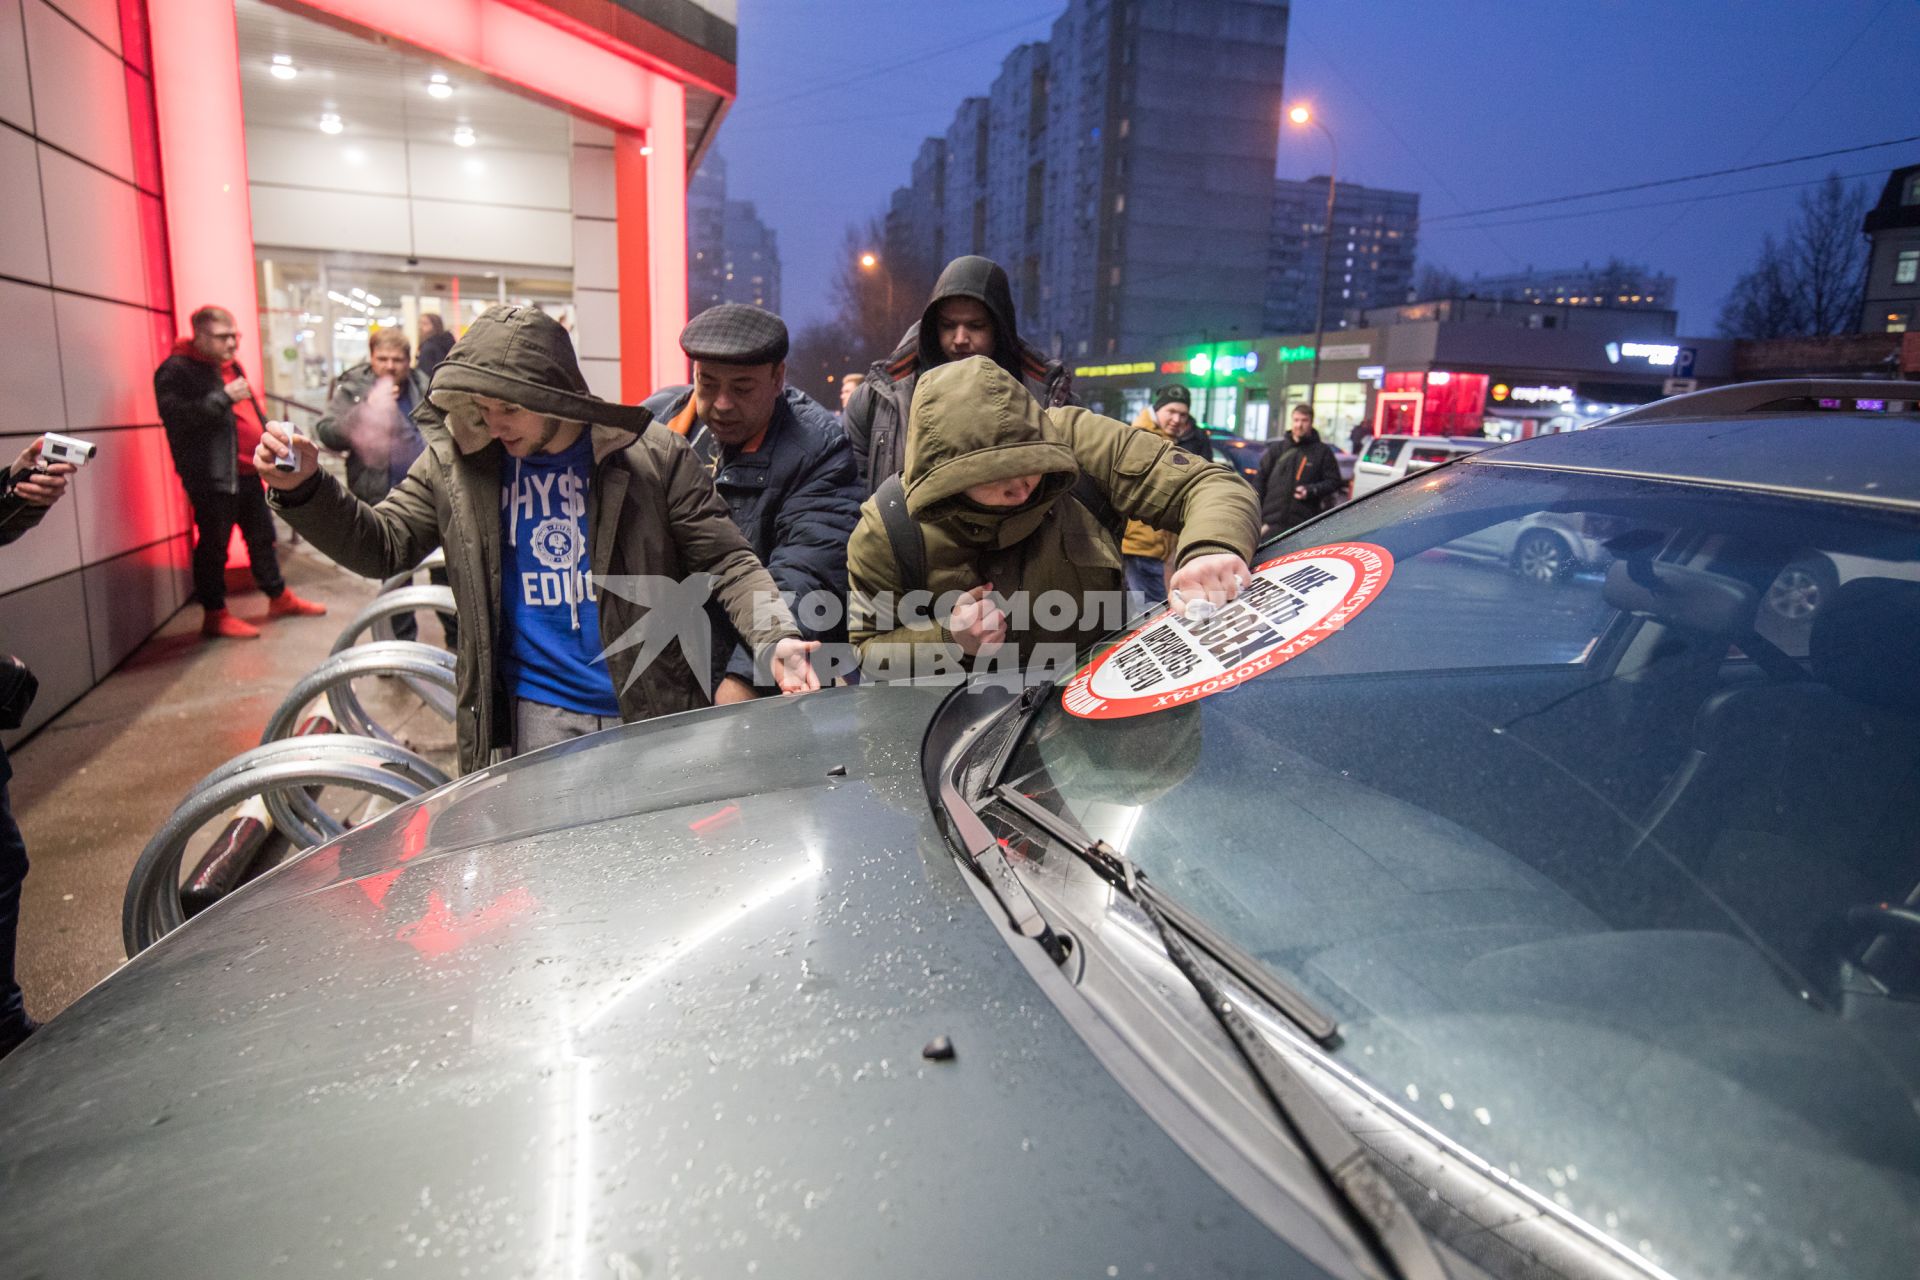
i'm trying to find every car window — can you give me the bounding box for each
[1008,462,1920,1280]
[1361,438,1400,465]
[1407,445,1462,467]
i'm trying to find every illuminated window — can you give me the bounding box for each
[1897,250,1920,285]
[1888,309,1912,333]
[1903,173,1920,205]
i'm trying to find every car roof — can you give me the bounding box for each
[1464,414,1920,512]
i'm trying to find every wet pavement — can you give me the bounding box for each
[10,546,453,1021]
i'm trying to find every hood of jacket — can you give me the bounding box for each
[913,255,1023,376]
[902,356,1079,549]
[427,304,652,450]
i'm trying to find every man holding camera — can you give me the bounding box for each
[155,305,327,639]
[0,438,78,1059]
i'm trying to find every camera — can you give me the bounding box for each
[39,432,96,467]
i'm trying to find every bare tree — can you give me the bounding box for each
[1717,172,1869,339]
[1412,263,1464,301]
[830,218,921,365]
[785,318,862,407]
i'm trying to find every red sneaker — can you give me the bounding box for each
[202,608,261,639]
[267,590,328,618]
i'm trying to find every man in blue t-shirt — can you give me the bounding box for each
[499,427,622,743]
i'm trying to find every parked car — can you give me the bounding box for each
[1443,510,1622,584]
[1350,433,1492,499]
[4,381,1918,1280]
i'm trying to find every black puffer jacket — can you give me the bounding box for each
[1256,427,1343,534]
[641,384,861,691]
[843,255,1071,495]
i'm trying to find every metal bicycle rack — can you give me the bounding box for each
[124,554,463,955]
[264,641,456,746]
[122,735,450,954]
[328,586,459,729]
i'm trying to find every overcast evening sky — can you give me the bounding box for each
[714,0,1920,339]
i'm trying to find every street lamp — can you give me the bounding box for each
[1286,102,1337,415]
[859,251,893,327]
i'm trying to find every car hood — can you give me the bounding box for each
[0,687,1320,1278]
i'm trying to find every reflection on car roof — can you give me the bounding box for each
[1465,415,1920,512]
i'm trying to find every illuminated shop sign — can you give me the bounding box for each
[1490,382,1574,405]
[1604,341,1680,367]
[1356,365,1385,382]
[1320,342,1372,361]
[1073,361,1157,378]
[1188,352,1260,377]
[1273,344,1315,362]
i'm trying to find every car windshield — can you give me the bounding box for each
[1001,456,1920,1280]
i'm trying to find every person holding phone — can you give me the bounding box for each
[0,436,77,1059]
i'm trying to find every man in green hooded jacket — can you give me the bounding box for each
[257,305,818,773]
[847,356,1259,681]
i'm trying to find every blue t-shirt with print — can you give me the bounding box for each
[498,434,620,717]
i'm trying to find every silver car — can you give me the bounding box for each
[3,381,1918,1280]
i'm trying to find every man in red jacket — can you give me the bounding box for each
[154,305,326,638]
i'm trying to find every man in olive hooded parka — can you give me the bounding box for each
[847,357,1258,679]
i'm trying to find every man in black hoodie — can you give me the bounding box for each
[843,255,1071,495]
[1256,403,1344,536]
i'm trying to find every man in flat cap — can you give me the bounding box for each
[256,304,820,773]
[643,303,861,701]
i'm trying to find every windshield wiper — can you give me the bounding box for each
[988,785,1449,1280]
[992,784,1338,1045]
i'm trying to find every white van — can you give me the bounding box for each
[1351,434,1492,499]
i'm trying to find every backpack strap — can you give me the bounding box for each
[1069,471,1123,541]
[875,473,926,595]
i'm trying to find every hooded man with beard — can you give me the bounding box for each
[843,255,1071,495]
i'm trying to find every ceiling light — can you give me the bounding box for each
[427,72,453,100]
[318,112,343,135]
[452,125,476,147]
[270,54,296,81]
[350,287,366,298]
[365,293,381,306]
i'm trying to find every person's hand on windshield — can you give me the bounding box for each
[949,582,1008,657]
[769,637,821,695]
[1169,553,1251,619]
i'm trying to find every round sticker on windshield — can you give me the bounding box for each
[1061,542,1394,720]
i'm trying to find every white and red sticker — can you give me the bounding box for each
[1061,541,1394,720]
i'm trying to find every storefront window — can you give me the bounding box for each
[1242,395,1271,441]
[256,250,573,421]
[1197,386,1238,431]
[1120,387,1151,422]
[1281,380,1367,444]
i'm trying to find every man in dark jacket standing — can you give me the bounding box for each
[642,304,861,701]
[843,255,1071,495]
[1256,403,1344,536]
[258,305,819,773]
[314,327,451,646]
[154,305,327,639]
[314,327,432,506]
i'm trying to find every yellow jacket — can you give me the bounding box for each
[1120,409,1177,560]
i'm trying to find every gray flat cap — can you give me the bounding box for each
[679,303,789,366]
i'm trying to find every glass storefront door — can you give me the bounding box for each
[256,250,573,420]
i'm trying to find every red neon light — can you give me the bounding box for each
[615,130,653,403]
[149,0,260,375]
[647,78,688,389]
[296,0,658,128]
